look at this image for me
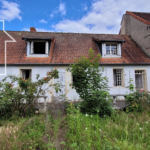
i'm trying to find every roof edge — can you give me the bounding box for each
[0,63,150,66]
[126,11,150,25]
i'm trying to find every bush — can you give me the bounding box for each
[0,69,60,119]
[67,48,113,116]
[126,79,150,112]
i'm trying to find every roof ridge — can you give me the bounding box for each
[0,30,121,35]
[126,11,150,25]
[129,11,150,14]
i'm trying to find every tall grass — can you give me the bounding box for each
[1,103,150,150]
[66,105,150,150]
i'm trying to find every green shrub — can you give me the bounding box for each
[126,79,150,112]
[0,69,60,119]
[67,48,113,116]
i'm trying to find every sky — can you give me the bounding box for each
[0,0,150,34]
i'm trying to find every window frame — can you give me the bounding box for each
[135,70,145,90]
[113,68,124,87]
[26,40,50,57]
[101,42,121,58]
[106,44,117,55]
[20,68,32,80]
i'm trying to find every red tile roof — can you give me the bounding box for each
[0,30,150,65]
[126,11,150,25]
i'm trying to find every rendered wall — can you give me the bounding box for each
[0,65,150,102]
[120,14,150,57]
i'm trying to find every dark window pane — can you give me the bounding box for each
[34,42,45,54]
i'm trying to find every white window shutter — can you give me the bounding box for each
[27,41,30,56]
[102,43,106,56]
[54,71,65,98]
[106,68,113,87]
[117,43,121,56]
[45,41,49,54]
[31,41,34,54]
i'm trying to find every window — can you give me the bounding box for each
[33,42,45,54]
[21,69,31,79]
[26,40,50,56]
[113,69,122,86]
[101,43,121,58]
[135,70,144,89]
[106,44,117,55]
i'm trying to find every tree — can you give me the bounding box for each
[67,48,113,116]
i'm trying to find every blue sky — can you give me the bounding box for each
[0,0,150,34]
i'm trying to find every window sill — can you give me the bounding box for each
[102,55,121,58]
[27,54,49,58]
[112,86,126,88]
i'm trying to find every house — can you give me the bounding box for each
[120,11,150,57]
[0,13,150,108]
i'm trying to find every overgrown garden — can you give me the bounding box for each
[0,49,150,150]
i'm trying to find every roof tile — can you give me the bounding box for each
[0,31,150,65]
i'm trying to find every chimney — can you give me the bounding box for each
[30,27,36,32]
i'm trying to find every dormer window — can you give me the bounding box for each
[106,44,117,55]
[94,38,125,58]
[27,41,49,57]
[101,42,121,58]
[22,37,52,57]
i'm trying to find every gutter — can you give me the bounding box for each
[0,63,150,66]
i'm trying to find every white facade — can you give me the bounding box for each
[0,65,150,102]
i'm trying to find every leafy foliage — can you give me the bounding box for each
[0,69,59,119]
[67,48,113,116]
[126,79,150,112]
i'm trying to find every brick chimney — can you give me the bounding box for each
[30,27,36,32]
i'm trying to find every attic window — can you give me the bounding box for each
[101,42,121,58]
[34,42,45,54]
[106,44,117,55]
[26,40,50,57]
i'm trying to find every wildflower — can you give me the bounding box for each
[140,89,143,92]
[27,87,29,89]
[86,114,88,117]
[91,115,92,117]
[99,129,101,132]
[140,128,142,130]
[92,124,94,126]
[44,77,47,80]
[137,123,139,125]
[55,68,57,69]
[85,128,87,130]
[104,115,106,117]
[146,122,148,124]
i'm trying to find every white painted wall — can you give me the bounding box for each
[0,65,150,102]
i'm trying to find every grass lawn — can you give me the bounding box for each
[0,107,150,150]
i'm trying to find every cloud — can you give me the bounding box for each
[82,4,88,11]
[39,19,47,23]
[50,13,54,18]
[22,27,54,32]
[59,2,66,15]
[49,2,66,19]
[0,0,22,21]
[51,0,150,34]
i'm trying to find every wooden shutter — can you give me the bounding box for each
[31,41,34,54]
[106,68,113,87]
[117,43,121,56]
[27,41,30,56]
[102,43,106,56]
[45,41,49,54]
[54,70,65,99]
